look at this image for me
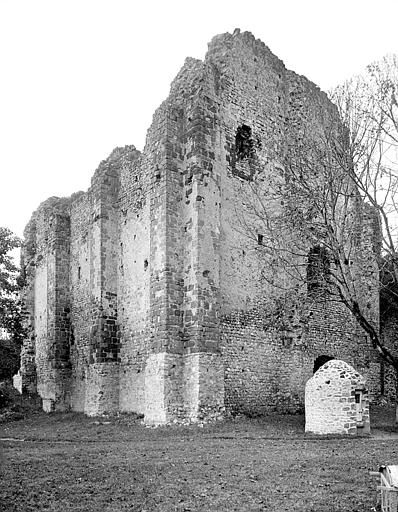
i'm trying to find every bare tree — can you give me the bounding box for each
[238,55,398,422]
[333,55,398,420]
[332,56,398,245]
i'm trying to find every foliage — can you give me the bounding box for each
[0,227,25,379]
[0,337,21,380]
[0,381,12,408]
[0,227,20,292]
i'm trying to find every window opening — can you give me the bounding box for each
[235,125,255,161]
[307,245,330,291]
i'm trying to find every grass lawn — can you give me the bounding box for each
[1,405,397,512]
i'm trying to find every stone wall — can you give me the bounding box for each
[201,31,381,414]
[68,147,140,415]
[380,304,398,401]
[18,29,383,423]
[118,149,149,414]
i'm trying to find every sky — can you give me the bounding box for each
[1,0,397,242]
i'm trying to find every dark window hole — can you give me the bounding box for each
[235,124,255,161]
[307,246,330,291]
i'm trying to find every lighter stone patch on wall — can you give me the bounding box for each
[42,398,54,412]
[183,354,200,420]
[34,264,48,342]
[12,371,22,394]
[144,353,167,425]
[197,353,225,420]
[84,362,120,416]
[119,367,145,414]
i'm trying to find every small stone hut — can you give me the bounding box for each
[305,360,370,435]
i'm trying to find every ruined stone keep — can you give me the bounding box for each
[18,30,382,424]
[305,360,370,435]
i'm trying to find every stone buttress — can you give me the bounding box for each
[22,198,72,411]
[84,155,121,415]
[143,57,225,424]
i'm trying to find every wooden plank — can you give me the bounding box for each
[386,465,398,487]
[380,473,391,487]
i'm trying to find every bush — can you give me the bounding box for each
[0,340,20,381]
[0,381,12,409]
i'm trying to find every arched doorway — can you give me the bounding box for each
[313,355,335,374]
